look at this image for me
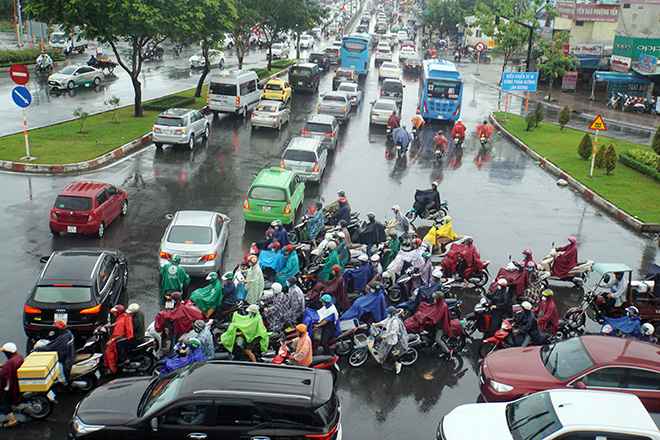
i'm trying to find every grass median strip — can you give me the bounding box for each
[494,112,660,223]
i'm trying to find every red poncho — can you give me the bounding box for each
[404,300,451,334]
[552,243,577,279]
[306,273,351,311]
[441,243,482,274]
[489,267,529,296]
[536,297,559,335]
[155,300,205,334]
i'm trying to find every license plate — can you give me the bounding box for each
[165,300,174,309]
[181,257,197,264]
[46,390,56,401]
[94,369,101,379]
[293,166,306,172]
[67,226,77,233]
[54,312,68,323]
[262,206,271,212]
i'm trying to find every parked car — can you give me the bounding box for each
[251,100,291,130]
[281,137,327,182]
[270,42,290,59]
[263,78,292,102]
[69,362,341,440]
[318,92,351,122]
[378,62,400,81]
[244,167,306,224]
[188,49,225,69]
[49,181,128,238]
[299,34,315,48]
[403,56,423,74]
[380,78,404,106]
[480,335,660,412]
[152,108,210,150]
[337,82,362,108]
[439,389,660,440]
[370,98,398,125]
[48,65,102,90]
[23,249,128,343]
[374,44,392,64]
[332,67,357,90]
[302,114,340,150]
[157,210,230,277]
[308,52,330,71]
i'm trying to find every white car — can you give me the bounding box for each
[188,49,225,69]
[270,43,290,59]
[378,62,400,81]
[311,27,322,39]
[251,100,291,130]
[369,99,398,125]
[439,389,660,440]
[398,47,417,64]
[375,45,393,63]
[397,30,409,43]
[47,65,103,90]
[337,82,362,108]
[223,33,235,49]
[299,35,314,49]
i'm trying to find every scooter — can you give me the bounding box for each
[396,141,407,158]
[606,92,625,109]
[538,248,594,288]
[453,51,461,62]
[433,143,444,162]
[478,319,513,358]
[34,338,102,393]
[442,258,491,287]
[453,133,463,149]
[460,295,491,337]
[270,342,341,381]
[386,125,393,141]
[92,326,158,374]
[348,323,421,370]
[479,133,488,147]
[384,265,418,302]
[35,60,53,75]
[9,389,56,421]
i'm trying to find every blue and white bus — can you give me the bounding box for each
[339,34,371,76]
[419,60,463,121]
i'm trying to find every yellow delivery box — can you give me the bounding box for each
[17,351,60,392]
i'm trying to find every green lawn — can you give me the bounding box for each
[495,112,660,223]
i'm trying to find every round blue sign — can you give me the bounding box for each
[12,86,32,108]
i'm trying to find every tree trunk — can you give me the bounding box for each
[237,41,245,70]
[132,76,143,117]
[547,78,553,101]
[499,52,510,86]
[267,43,272,71]
[196,65,210,98]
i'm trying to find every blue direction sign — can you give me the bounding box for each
[12,86,32,108]
[502,72,539,91]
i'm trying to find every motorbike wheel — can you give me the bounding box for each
[334,339,353,356]
[439,206,449,218]
[399,347,418,366]
[24,395,54,419]
[565,310,586,329]
[445,335,466,352]
[152,364,163,376]
[348,349,369,367]
[288,231,300,245]
[468,271,488,287]
[387,286,403,303]
[478,341,498,358]
[405,210,417,222]
[72,374,96,392]
[136,355,155,374]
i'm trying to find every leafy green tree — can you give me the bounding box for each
[558,105,571,130]
[423,0,469,37]
[73,107,88,133]
[604,145,617,175]
[284,0,326,59]
[534,102,544,127]
[594,144,606,168]
[227,0,261,70]
[577,133,592,160]
[652,124,660,155]
[534,31,577,101]
[525,112,536,131]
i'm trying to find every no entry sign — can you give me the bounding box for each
[10,63,29,85]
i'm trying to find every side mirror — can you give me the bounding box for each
[39,256,51,264]
[602,274,610,284]
[150,417,158,431]
[164,213,174,220]
[573,380,586,390]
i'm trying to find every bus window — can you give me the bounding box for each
[427,81,461,100]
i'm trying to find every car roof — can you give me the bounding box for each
[338,82,357,89]
[381,62,397,68]
[382,78,402,85]
[323,92,348,100]
[337,67,355,72]
[374,99,397,108]
[306,114,337,124]
[548,389,658,432]
[266,78,286,84]
[581,335,660,368]
[286,137,323,151]
[158,108,195,118]
[253,167,296,186]
[40,250,108,284]
[59,181,111,198]
[593,263,633,275]
[172,210,221,228]
[179,361,334,408]
[293,62,317,69]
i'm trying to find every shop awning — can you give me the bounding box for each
[577,57,601,70]
[593,71,649,83]
[631,67,660,77]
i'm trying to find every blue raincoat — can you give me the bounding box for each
[306,210,325,241]
[341,288,387,322]
[302,306,341,338]
[259,249,284,273]
[276,251,300,284]
[159,348,205,375]
[273,227,290,247]
[601,316,642,339]
[342,262,372,292]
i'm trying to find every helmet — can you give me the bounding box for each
[246,304,260,314]
[192,320,205,333]
[271,219,283,227]
[222,272,234,280]
[386,306,397,315]
[436,130,443,135]
[497,278,508,286]
[171,254,181,264]
[625,306,639,316]
[331,264,342,272]
[127,303,140,314]
[521,301,532,311]
[422,251,431,259]
[337,231,346,238]
[206,272,219,281]
[338,197,347,203]
[54,320,67,330]
[542,289,554,297]
[483,120,488,124]
[247,254,258,265]
[271,242,281,249]
[432,268,443,278]
[601,324,614,335]
[367,212,376,219]
[328,241,337,250]
[465,237,473,246]
[284,244,294,253]
[266,228,275,236]
[286,276,298,286]
[442,215,451,222]
[641,323,654,336]
[568,236,576,244]
[416,109,420,114]
[457,118,462,122]
[111,304,125,314]
[337,190,346,197]
[526,261,536,268]
[402,124,407,129]
[392,204,400,211]
[370,254,380,262]
[296,324,308,333]
[371,281,382,291]
[413,237,422,247]
[321,294,332,303]
[432,290,444,300]
[1,342,17,353]
[338,220,348,228]
[431,181,439,188]
[170,292,182,302]
[272,282,282,294]
[188,338,201,349]
[358,254,369,262]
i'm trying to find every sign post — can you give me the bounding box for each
[10,64,34,161]
[588,115,607,177]
[475,42,485,75]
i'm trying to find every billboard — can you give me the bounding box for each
[610,55,631,72]
[613,36,660,60]
[502,72,539,91]
[555,2,619,22]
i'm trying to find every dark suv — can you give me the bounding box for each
[308,52,330,71]
[70,362,342,439]
[332,67,357,91]
[23,249,128,345]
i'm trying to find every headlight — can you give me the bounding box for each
[490,379,513,393]
[73,416,105,435]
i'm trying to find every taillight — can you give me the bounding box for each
[398,94,402,98]
[280,159,285,169]
[284,200,292,214]
[423,101,428,114]
[453,104,461,116]
[312,162,319,172]
[236,96,240,108]
[364,61,368,70]
[24,304,42,314]
[206,92,209,104]
[88,212,96,222]
[326,132,334,137]
[80,304,101,314]
[305,422,339,439]
[318,106,321,111]
[201,252,217,261]
[334,72,337,77]
[159,251,171,260]
[343,108,347,112]
[302,130,310,134]
[244,197,250,210]
[51,210,57,219]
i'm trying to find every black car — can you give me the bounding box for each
[403,57,423,74]
[332,67,357,91]
[23,249,128,345]
[70,361,342,440]
[308,52,330,71]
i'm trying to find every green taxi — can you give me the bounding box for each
[243,167,305,224]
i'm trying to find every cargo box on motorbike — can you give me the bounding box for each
[18,351,60,392]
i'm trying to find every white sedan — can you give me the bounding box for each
[378,62,400,81]
[337,82,362,108]
[270,43,290,59]
[189,49,225,69]
[398,47,416,64]
[251,100,291,130]
[299,35,314,49]
[47,65,103,90]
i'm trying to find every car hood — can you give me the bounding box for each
[483,346,560,392]
[442,402,512,439]
[48,73,71,81]
[189,55,204,62]
[76,376,153,425]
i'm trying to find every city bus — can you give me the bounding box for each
[339,34,371,76]
[419,59,463,121]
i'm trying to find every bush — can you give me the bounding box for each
[0,47,65,67]
[534,102,544,127]
[525,113,536,131]
[558,105,571,130]
[653,125,660,155]
[626,149,660,171]
[604,145,617,175]
[620,151,660,182]
[577,133,592,160]
[594,144,606,168]
[73,107,88,134]
[142,95,196,112]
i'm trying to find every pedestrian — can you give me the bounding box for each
[0,342,23,428]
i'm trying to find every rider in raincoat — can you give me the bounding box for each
[190,272,223,318]
[160,254,191,304]
[423,216,458,254]
[306,202,325,243]
[319,241,344,280]
[381,231,401,270]
[374,306,408,374]
[221,304,270,361]
[276,245,299,285]
[243,254,264,305]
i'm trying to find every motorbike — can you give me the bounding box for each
[538,248,594,288]
[35,60,53,75]
[406,197,450,223]
[416,323,467,354]
[270,342,341,381]
[478,319,513,358]
[433,143,444,162]
[173,44,182,58]
[348,323,421,370]
[34,338,102,393]
[460,295,491,337]
[87,55,117,73]
[9,389,56,421]
[453,134,463,149]
[396,141,407,158]
[453,51,461,62]
[398,279,456,318]
[386,125,393,141]
[383,265,418,302]
[442,258,491,287]
[479,133,488,147]
[412,125,420,139]
[606,92,626,110]
[91,326,158,374]
[143,45,164,61]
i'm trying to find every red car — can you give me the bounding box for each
[480,335,660,412]
[49,181,128,238]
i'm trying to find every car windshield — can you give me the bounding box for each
[167,225,213,245]
[284,149,317,162]
[291,68,312,77]
[541,337,596,380]
[337,70,353,78]
[51,33,66,43]
[338,84,355,92]
[427,80,461,100]
[272,44,283,50]
[256,104,278,113]
[249,185,287,202]
[209,82,237,96]
[304,122,332,133]
[193,50,203,57]
[33,286,92,304]
[382,82,402,92]
[382,63,397,70]
[266,83,283,90]
[155,116,185,127]
[54,195,93,212]
[59,66,76,75]
[506,393,562,440]
[374,101,395,111]
[139,366,191,416]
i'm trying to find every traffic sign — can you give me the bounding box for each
[10,63,29,85]
[475,42,486,52]
[502,72,539,91]
[588,115,607,131]
[12,86,32,108]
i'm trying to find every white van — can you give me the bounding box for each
[207,70,261,117]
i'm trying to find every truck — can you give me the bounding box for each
[50,27,89,55]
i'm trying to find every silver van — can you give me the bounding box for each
[281,137,327,182]
[302,114,339,150]
[207,70,261,117]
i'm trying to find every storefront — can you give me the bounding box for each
[589,71,650,100]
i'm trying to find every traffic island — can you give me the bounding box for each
[491,111,660,232]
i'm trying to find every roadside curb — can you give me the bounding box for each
[490,113,660,233]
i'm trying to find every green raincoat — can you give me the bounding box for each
[381,237,401,270]
[336,240,350,266]
[319,249,344,281]
[160,263,191,303]
[220,312,269,353]
[189,279,223,313]
[244,264,264,305]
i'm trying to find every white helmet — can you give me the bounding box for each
[432,268,443,278]
[272,282,282,294]
[641,322,654,336]
[1,342,17,353]
[358,254,369,262]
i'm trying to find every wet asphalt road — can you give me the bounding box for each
[1,42,659,439]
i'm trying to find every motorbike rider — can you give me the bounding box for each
[551,237,578,279]
[411,109,425,131]
[374,306,408,374]
[219,272,237,312]
[242,254,264,305]
[159,338,205,375]
[535,290,558,343]
[117,303,145,365]
[516,249,536,269]
[323,190,351,214]
[264,282,291,331]
[477,119,494,142]
[520,260,544,305]
[190,320,214,361]
[277,244,299,284]
[313,295,341,355]
[335,232,350,266]
[287,324,313,367]
[328,197,351,226]
[601,306,642,339]
[640,323,656,343]
[338,220,361,249]
[388,205,410,239]
[393,124,413,151]
[387,237,426,278]
[160,254,191,305]
[270,219,290,247]
[154,292,205,354]
[254,228,275,251]
[190,272,223,318]
[307,202,326,244]
[104,305,133,373]
[506,301,540,347]
[343,254,372,292]
[423,215,458,254]
[353,212,387,257]
[36,50,53,70]
[221,304,269,362]
[286,276,306,325]
[485,278,513,338]
[600,271,628,318]
[368,254,383,287]
[433,130,448,154]
[0,343,23,428]
[450,118,466,143]
[387,110,400,129]
[319,243,344,280]
[259,242,284,281]
[381,230,401,270]
[405,290,453,360]
[35,320,75,384]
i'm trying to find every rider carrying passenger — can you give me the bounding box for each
[393,124,413,151]
[506,301,540,347]
[404,290,453,360]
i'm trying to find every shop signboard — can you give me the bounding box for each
[610,55,632,72]
[555,2,619,22]
[569,44,603,57]
[613,36,660,60]
[561,71,578,91]
[637,54,658,73]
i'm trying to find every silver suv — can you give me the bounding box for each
[152,108,210,150]
[302,114,340,150]
[317,92,351,122]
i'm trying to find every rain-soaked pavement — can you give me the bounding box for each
[0,39,659,439]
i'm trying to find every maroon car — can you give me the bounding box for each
[480,335,660,412]
[49,181,128,238]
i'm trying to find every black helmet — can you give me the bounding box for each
[337,190,346,197]
[170,292,182,302]
[338,219,347,228]
[286,276,298,286]
[483,120,488,124]
[371,281,382,291]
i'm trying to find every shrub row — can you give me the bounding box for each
[620,151,660,182]
[0,47,65,67]
[626,149,660,171]
[142,95,196,112]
